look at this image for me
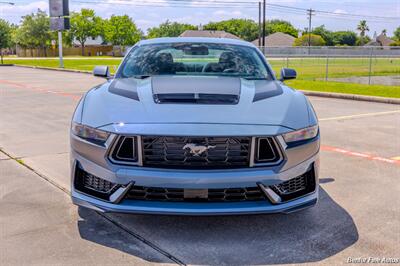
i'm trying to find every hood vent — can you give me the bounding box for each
[154,93,239,105]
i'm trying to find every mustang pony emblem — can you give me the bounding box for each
[183,143,216,156]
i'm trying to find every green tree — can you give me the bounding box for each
[266,20,298,38]
[103,15,142,45]
[147,20,197,38]
[356,35,371,46]
[332,31,357,46]
[204,19,258,41]
[394,26,400,41]
[0,19,12,64]
[357,20,369,45]
[312,25,333,46]
[69,9,102,55]
[294,34,326,46]
[14,10,51,56]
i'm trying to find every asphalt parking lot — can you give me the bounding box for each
[1,66,399,265]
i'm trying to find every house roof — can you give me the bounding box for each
[366,33,394,46]
[376,33,394,46]
[138,37,254,47]
[179,30,241,40]
[252,32,296,47]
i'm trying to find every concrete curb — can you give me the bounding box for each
[14,64,92,74]
[10,64,400,105]
[301,90,400,105]
[0,64,14,66]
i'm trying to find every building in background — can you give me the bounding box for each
[179,30,241,40]
[366,32,394,47]
[252,32,296,47]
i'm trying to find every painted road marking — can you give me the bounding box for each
[320,110,400,122]
[0,79,81,101]
[321,145,400,166]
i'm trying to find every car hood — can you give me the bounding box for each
[80,76,311,135]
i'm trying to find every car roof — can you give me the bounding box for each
[137,37,256,47]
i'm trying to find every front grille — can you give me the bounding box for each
[271,167,316,201]
[74,163,117,200]
[125,186,266,202]
[142,136,251,169]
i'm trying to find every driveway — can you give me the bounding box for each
[1,66,399,265]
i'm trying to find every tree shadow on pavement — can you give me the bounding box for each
[78,187,358,265]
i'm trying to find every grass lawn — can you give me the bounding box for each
[3,57,122,73]
[286,80,400,99]
[3,56,400,98]
[269,57,400,79]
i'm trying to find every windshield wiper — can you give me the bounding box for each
[243,77,270,80]
[133,75,151,79]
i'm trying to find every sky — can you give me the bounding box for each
[0,0,399,37]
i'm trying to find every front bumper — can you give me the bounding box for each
[70,139,319,215]
[72,190,318,215]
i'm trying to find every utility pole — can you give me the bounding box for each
[258,2,261,47]
[307,8,315,53]
[58,31,64,68]
[262,0,266,47]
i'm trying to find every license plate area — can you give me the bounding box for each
[184,189,208,200]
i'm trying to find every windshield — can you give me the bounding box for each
[118,42,272,79]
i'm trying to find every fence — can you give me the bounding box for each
[16,45,114,57]
[256,46,400,85]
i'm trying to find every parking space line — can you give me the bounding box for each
[319,110,400,122]
[321,145,400,166]
[0,79,81,101]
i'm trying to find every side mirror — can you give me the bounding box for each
[280,68,297,81]
[93,66,110,78]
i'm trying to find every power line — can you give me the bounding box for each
[9,0,398,22]
[71,0,399,20]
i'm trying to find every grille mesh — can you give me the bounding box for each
[126,186,266,202]
[83,173,116,193]
[142,136,251,169]
[272,175,307,195]
[74,164,117,200]
[271,168,316,201]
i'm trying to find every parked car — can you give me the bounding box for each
[70,37,320,215]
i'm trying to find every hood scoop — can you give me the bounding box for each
[154,93,239,104]
[152,76,241,105]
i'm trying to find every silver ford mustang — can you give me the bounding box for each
[70,37,320,215]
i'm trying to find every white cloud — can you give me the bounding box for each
[333,9,348,14]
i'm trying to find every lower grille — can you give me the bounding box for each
[125,186,266,202]
[74,163,117,200]
[273,175,306,195]
[272,167,316,201]
[142,136,251,169]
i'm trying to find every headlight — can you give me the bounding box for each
[71,122,110,145]
[283,125,318,143]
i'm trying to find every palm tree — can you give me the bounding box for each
[357,20,370,46]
